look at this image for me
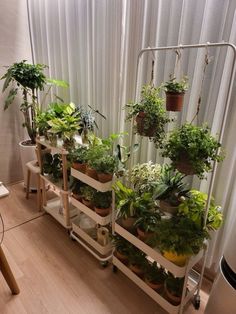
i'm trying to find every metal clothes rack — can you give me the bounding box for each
[114,42,236,314]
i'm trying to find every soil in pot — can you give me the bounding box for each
[159,200,179,215]
[86,167,98,180]
[165,92,185,112]
[135,112,156,137]
[97,172,113,183]
[72,162,86,173]
[163,251,190,266]
[94,206,111,217]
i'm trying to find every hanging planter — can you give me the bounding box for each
[163,77,188,112]
[135,111,157,137]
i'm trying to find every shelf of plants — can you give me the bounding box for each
[111,42,235,314]
[70,167,114,264]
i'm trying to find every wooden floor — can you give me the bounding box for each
[0,183,211,314]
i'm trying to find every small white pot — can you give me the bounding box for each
[19,140,37,190]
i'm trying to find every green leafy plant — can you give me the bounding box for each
[126,84,170,147]
[163,76,188,94]
[42,153,62,182]
[78,105,106,132]
[178,189,223,231]
[80,185,96,201]
[92,155,118,174]
[158,216,208,256]
[69,146,88,164]
[93,191,112,209]
[154,164,189,206]
[128,161,161,194]
[112,234,132,255]
[134,210,161,233]
[1,60,68,144]
[162,123,224,178]
[70,178,85,195]
[145,262,167,284]
[128,245,148,268]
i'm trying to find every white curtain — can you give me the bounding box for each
[28,0,236,270]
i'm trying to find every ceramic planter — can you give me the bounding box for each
[165,92,185,111]
[94,206,111,217]
[163,251,190,266]
[97,172,113,183]
[135,112,156,137]
[86,167,98,180]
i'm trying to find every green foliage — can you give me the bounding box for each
[93,191,112,208]
[128,246,148,268]
[42,153,62,182]
[112,234,132,255]
[145,262,167,284]
[158,216,208,255]
[125,84,170,148]
[165,274,184,297]
[92,155,118,174]
[69,178,85,194]
[178,189,223,231]
[113,181,154,219]
[80,185,96,201]
[134,210,161,233]
[1,60,68,144]
[86,145,110,168]
[128,161,161,194]
[162,123,224,178]
[78,105,106,133]
[163,76,188,93]
[69,146,88,164]
[154,164,190,206]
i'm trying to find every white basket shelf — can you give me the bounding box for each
[72,218,112,256]
[70,197,111,226]
[71,168,112,192]
[114,222,204,278]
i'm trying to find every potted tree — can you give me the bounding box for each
[164,274,184,305]
[126,84,170,148]
[144,262,167,292]
[92,155,118,183]
[93,191,112,216]
[128,246,148,277]
[154,164,189,215]
[112,234,131,265]
[69,146,88,173]
[163,76,188,111]
[80,185,96,209]
[162,123,224,178]
[134,210,161,244]
[158,216,208,266]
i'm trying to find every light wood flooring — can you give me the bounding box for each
[0,183,211,314]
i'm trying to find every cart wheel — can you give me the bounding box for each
[100,261,108,268]
[113,265,118,273]
[193,295,200,310]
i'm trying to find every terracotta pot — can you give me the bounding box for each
[144,277,163,292]
[137,227,154,242]
[129,264,144,277]
[94,206,111,217]
[82,198,94,209]
[163,251,190,266]
[86,167,98,180]
[135,112,156,137]
[72,193,83,202]
[159,200,179,215]
[97,172,113,183]
[165,92,185,112]
[164,282,182,306]
[121,217,137,231]
[114,250,129,264]
[72,162,86,173]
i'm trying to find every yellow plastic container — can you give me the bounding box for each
[163,251,190,266]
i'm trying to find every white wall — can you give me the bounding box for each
[0,0,32,184]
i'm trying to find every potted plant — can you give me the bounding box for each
[112,234,132,264]
[164,274,184,305]
[113,181,154,231]
[93,191,112,216]
[80,185,96,209]
[134,210,161,244]
[163,76,188,111]
[42,153,63,183]
[158,216,208,266]
[144,262,167,292]
[128,161,161,194]
[128,245,148,277]
[154,164,189,215]
[126,84,170,148]
[70,146,88,173]
[162,123,224,178]
[178,189,223,231]
[85,143,109,180]
[92,155,118,183]
[70,178,85,201]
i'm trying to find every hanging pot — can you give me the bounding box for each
[165,92,185,111]
[135,112,156,137]
[174,152,196,175]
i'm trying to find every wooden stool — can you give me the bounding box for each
[25,160,41,211]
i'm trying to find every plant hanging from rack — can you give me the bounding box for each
[163,76,188,112]
[161,123,224,178]
[125,84,170,148]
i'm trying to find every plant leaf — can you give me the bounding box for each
[47,78,69,88]
[4,88,18,110]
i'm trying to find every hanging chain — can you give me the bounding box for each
[190,46,212,124]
